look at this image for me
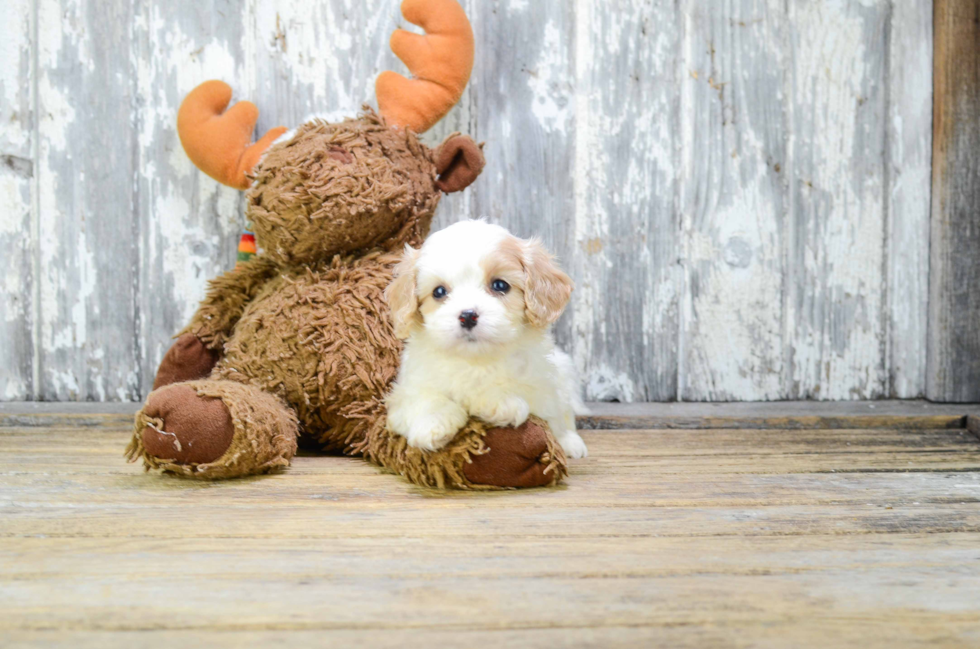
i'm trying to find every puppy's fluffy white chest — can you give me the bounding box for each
[403,332,554,413]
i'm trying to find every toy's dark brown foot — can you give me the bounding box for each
[152,333,219,390]
[359,414,567,490]
[127,380,298,479]
[140,384,234,464]
[463,419,561,488]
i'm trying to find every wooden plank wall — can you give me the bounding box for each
[0,0,941,402]
[0,0,36,401]
[929,0,980,402]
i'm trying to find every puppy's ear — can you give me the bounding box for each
[386,245,422,339]
[523,238,573,327]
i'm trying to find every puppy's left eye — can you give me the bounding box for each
[490,279,510,294]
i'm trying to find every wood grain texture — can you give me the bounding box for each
[0,0,36,401]
[786,0,889,400]
[573,0,681,401]
[1,0,943,402]
[928,0,980,402]
[887,0,932,398]
[680,0,786,401]
[35,0,139,400]
[1,413,979,645]
[251,0,402,129]
[133,1,250,392]
[5,623,980,649]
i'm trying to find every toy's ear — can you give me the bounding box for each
[433,134,485,193]
[386,245,423,339]
[522,238,573,328]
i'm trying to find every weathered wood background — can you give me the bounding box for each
[0,0,946,402]
[930,0,980,403]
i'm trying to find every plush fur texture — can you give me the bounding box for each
[356,415,567,490]
[128,110,568,488]
[247,112,439,265]
[385,220,588,459]
[210,250,404,453]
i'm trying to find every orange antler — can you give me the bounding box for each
[177,80,287,190]
[376,0,475,133]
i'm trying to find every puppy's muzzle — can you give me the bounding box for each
[458,309,479,330]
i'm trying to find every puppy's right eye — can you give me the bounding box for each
[432,286,448,299]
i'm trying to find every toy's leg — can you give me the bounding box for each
[152,333,219,390]
[126,380,298,479]
[359,415,568,490]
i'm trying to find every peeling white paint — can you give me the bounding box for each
[0,176,28,237]
[156,187,224,323]
[886,0,932,397]
[528,21,571,134]
[572,0,598,388]
[136,5,241,154]
[253,0,377,117]
[788,0,888,400]
[680,4,786,401]
[0,0,34,401]
[36,78,75,152]
[0,0,33,152]
[3,378,28,401]
[587,365,636,403]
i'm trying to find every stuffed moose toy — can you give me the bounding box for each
[125,0,569,489]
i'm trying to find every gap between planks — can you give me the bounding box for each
[1,401,979,431]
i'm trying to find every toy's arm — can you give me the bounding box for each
[150,257,278,392]
[179,255,279,350]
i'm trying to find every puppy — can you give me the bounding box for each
[384,220,588,459]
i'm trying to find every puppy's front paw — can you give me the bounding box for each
[477,395,530,428]
[387,393,468,452]
[558,431,588,459]
[406,415,461,452]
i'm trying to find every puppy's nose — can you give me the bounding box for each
[459,309,479,330]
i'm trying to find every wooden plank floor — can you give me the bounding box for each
[2,403,980,648]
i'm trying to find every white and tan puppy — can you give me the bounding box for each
[384,220,588,458]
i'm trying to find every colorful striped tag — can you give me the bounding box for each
[237,231,257,266]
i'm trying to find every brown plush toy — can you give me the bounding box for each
[125,0,568,489]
